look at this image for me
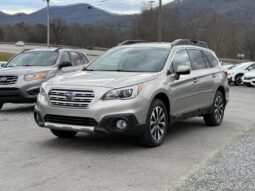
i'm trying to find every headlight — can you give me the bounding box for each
[24,72,47,81]
[102,84,143,100]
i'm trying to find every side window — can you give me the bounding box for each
[61,52,72,63]
[204,51,219,68]
[80,53,90,64]
[170,49,192,73]
[202,52,212,68]
[188,49,207,70]
[70,52,83,66]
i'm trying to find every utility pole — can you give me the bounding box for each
[158,0,162,42]
[46,0,50,48]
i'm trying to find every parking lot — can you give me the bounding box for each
[0,86,254,191]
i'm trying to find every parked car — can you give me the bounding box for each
[15,41,25,47]
[227,62,255,86]
[223,64,235,70]
[242,70,255,87]
[0,48,90,110]
[34,39,229,147]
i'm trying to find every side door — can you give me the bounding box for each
[169,49,198,115]
[187,49,216,109]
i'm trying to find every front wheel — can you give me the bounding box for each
[139,99,169,147]
[204,91,225,126]
[50,129,77,138]
[0,103,3,110]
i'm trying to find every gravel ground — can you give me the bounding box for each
[174,128,255,191]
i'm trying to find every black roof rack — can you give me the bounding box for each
[119,40,149,46]
[171,39,209,48]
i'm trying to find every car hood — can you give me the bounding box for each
[0,66,53,76]
[244,70,255,77]
[48,71,160,88]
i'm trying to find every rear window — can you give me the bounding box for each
[204,51,219,68]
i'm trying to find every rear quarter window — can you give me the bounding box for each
[187,49,207,70]
[204,51,219,68]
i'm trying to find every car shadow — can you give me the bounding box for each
[0,104,34,113]
[38,118,208,152]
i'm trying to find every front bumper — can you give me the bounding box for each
[34,110,146,135]
[0,77,45,103]
[35,93,150,135]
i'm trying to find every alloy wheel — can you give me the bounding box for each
[150,106,166,141]
[214,95,224,123]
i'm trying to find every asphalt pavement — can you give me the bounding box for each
[0,86,255,191]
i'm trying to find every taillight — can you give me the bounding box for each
[224,70,228,77]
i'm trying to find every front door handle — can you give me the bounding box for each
[212,74,217,78]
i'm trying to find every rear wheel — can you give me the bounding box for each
[234,74,243,86]
[139,99,169,147]
[246,83,253,87]
[204,91,225,126]
[50,129,77,138]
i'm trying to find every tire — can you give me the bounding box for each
[0,103,3,110]
[50,129,77,138]
[234,74,243,86]
[246,83,253,87]
[204,91,225,126]
[139,99,169,147]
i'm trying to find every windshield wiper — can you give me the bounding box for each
[83,68,94,71]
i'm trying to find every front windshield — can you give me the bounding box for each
[86,47,170,72]
[6,51,59,67]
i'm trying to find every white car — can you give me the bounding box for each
[223,64,235,70]
[242,70,255,87]
[227,62,255,86]
[15,41,25,47]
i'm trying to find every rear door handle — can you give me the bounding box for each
[193,78,198,83]
[212,74,216,78]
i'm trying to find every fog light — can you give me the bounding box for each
[116,119,128,130]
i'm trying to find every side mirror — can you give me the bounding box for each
[58,61,72,69]
[175,65,191,80]
[247,66,254,71]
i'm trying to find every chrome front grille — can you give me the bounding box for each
[48,89,95,108]
[0,76,18,85]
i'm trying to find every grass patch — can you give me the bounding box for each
[0,52,15,61]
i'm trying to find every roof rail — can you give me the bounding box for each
[172,39,209,48]
[118,40,149,46]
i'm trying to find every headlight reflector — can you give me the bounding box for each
[102,84,143,100]
[24,72,47,81]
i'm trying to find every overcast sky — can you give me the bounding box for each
[0,0,174,15]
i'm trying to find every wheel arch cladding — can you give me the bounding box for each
[153,93,170,115]
[217,86,226,101]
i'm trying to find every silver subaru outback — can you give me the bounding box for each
[0,48,90,110]
[34,39,229,147]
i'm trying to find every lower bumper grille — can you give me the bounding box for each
[0,88,22,98]
[44,115,98,127]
